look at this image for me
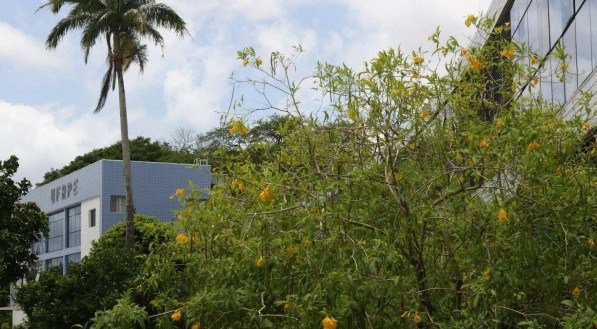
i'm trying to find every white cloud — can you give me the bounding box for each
[0,21,66,69]
[0,101,118,184]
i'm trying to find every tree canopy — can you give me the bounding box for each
[15,215,170,329]
[0,156,47,287]
[38,137,195,186]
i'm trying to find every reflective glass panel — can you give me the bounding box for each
[67,205,81,247]
[563,20,578,101]
[591,0,597,68]
[48,211,64,252]
[576,1,592,86]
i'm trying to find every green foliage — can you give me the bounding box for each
[0,156,48,287]
[193,115,298,171]
[93,17,595,328]
[91,294,149,329]
[15,216,169,329]
[39,137,195,186]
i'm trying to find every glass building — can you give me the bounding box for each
[489,0,597,106]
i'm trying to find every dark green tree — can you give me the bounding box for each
[42,0,187,249]
[39,137,195,186]
[0,156,47,287]
[15,215,169,329]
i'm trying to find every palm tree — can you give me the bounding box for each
[42,0,187,249]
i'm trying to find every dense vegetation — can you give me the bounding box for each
[15,216,169,328]
[14,16,596,329]
[0,156,47,287]
[85,17,595,328]
[38,137,196,186]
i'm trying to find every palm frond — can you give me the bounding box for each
[138,3,188,36]
[94,62,114,113]
[46,13,91,49]
[38,0,82,14]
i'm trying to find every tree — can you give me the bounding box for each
[92,17,595,327]
[0,156,47,288]
[15,215,169,329]
[42,0,187,249]
[39,137,196,186]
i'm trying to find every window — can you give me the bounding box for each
[576,2,592,86]
[89,209,96,227]
[67,205,81,247]
[48,211,65,252]
[66,253,81,274]
[45,257,63,273]
[33,237,46,255]
[110,196,126,213]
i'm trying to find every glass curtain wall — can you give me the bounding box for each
[67,205,81,247]
[511,0,595,103]
[47,211,65,252]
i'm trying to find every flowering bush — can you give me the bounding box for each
[92,16,595,328]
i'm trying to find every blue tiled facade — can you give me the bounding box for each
[100,160,211,234]
[21,159,211,274]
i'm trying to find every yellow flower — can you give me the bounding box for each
[498,208,507,223]
[413,55,424,66]
[191,324,201,329]
[284,301,291,310]
[176,188,185,197]
[176,233,188,244]
[458,176,466,184]
[471,59,484,72]
[242,59,249,67]
[465,14,477,27]
[500,47,515,60]
[589,238,595,249]
[136,284,143,292]
[322,316,337,329]
[231,178,238,187]
[466,159,474,168]
[256,255,264,267]
[192,234,201,244]
[483,269,491,279]
[530,56,538,65]
[302,238,312,248]
[412,71,420,79]
[479,138,489,149]
[420,110,431,120]
[582,121,590,131]
[572,286,581,298]
[532,77,539,85]
[238,181,245,192]
[527,141,540,151]
[256,57,263,67]
[259,186,275,202]
[495,119,504,128]
[560,62,568,71]
[150,299,160,308]
[460,48,468,56]
[171,310,182,321]
[441,48,449,57]
[286,244,298,256]
[413,313,421,324]
[229,122,249,135]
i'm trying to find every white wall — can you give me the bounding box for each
[12,309,26,326]
[80,196,101,257]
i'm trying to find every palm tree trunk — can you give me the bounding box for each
[114,33,135,249]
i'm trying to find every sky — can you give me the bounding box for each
[0,0,492,184]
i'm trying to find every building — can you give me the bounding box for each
[6,159,211,325]
[477,0,597,114]
[23,159,212,274]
